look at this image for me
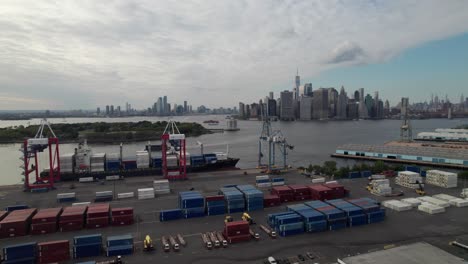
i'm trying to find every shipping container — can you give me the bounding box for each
[86,217,109,228]
[107,234,133,247]
[322,182,346,199]
[87,203,110,218]
[73,243,101,259]
[112,215,134,226]
[32,208,62,224]
[5,205,28,212]
[159,209,183,222]
[60,206,87,222]
[2,242,37,261]
[111,207,133,216]
[263,194,281,207]
[74,234,102,245]
[0,208,37,238]
[30,222,57,235]
[106,245,133,257]
[308,185,333,201]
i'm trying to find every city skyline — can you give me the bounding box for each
[1,1,468,110]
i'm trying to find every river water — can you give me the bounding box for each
[0,116,466,185]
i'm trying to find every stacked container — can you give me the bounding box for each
[206,195,226,216]
[159,209,183,222]
[90,153,106,172]
[95,191,113,202]
[271,186,294,203]
[106,153,120,171]
[223,221,251,243]
[57,192,76,203]
[426,170,458,188]
[37,240,70,264]
[220,187,245,213]
[287,204,327,233]
[0,208,37,238]
[111,207,134,226]
[0,211,8,222]
[59,206,87,232]
[152,157,162,168]
[73,234,102,259]
[153,180,170,195]
[106,234,133,257]
[179,191,205,218]
[138,188,155,200]
[322,182,346,199]
[326,199,367,227]
[86,204,110,228]
[348,198,385,223]
[256,175,271,188]
[305,200,347,230]
[271,177,285,186]
[308,184,333,201]
[136,151,150,168]
[269,212,304,237]
[2,242,37,264]
[288,185,311,201]
[31,207,62,235]
[236,185,264,211]
[60,153,75,173]
[263,194,281,207]
[203,153,217,164]
[122,158,137,170]
[190,155,205,167]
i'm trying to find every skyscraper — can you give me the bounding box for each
[239,102,245,119]
[163,96,168,114]
[269,92,274,100]
[384,100,390,117]
[157,97,163,114]
[401,97,409,119]
[110,105,114,116]
[280,90,294,121]
[303,83,313,96]
[358,88,368,119]
[328,88,338,118]
[313,88,329,120]
[96,107,100,116]
[295,69,300,100]
[105,105,110,116]
[337,86,348,119]
[299,96,313,120]
[184,101,188,113]
[267,99,277,117]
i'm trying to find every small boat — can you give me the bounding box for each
[203,120,219,124]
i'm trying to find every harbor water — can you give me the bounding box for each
[0,116,466,185]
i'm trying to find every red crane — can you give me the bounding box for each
[161,121,187,180]
[21,119,60,190]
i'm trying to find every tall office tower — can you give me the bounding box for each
[184,101,188,113]
[299,96,313,120]
[239,102,245,118]
[358,88,368,119]
[280,90,294,121]
[384,100,390,116]
[312,88,329,120]
[328,88,338,118]
[354,90,360,101]
[117,106,121,116]
[110,105,114,116]
[295,69,300,100]
[267,99,277,117]
[105,105,110,115]
[378,100,384,118]
[401,97,409,119]
[96,107,100,116]
[245,104,251,118]
[303,83,313,96]
[364,94,374,118]
[250,103,259,119]
[337,86,348,119]
[460,94,465,105]
[163,96,168,114]
[347,100,359,120]
[374,91,380,118]
[157,97,163,114]
[125,102,129,113]
[269,92,274,99]
[431,94,434,106]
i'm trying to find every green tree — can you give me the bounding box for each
[373,160,388,173]
[323,160,337,176]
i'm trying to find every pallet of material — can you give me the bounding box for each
[432,194,458,202]
[400,198,422,208]
[117,192,134,199]
[448,198,468,207]
[417,196,450,208]
[425,170,457,188]
[418,202,445,214]
[382,200,412,211]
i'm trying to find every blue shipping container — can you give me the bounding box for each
[73,243,101,259]
[106,245,133,257]
[279,228,304,237]
[107,234,133,247]
[159,209,183,222]
[3,257,36,264]
[305,220,327,232]
[3,242,37,261]
[5,205,28,212]
[74,234,102,245]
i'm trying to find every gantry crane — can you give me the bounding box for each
[161,121,187,180]
[20,119,60,190]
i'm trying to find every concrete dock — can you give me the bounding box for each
[0,170,467,264]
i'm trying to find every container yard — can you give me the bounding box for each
[0,169,467,264]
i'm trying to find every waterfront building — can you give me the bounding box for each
[280,90,294,121]
[299,96,313,120]
[337,86,348,119]
[358,88,368,118]
[239,102,245,119]
[313,88,329,120]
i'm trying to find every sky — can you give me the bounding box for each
[0,0,468,110]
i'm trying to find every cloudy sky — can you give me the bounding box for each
[1,0,468,110]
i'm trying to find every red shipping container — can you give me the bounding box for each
[38,254,71,264]
[87,203,110,218]
[38,240,69,252]
[31,222,57,235]
[0,208,37,238]
[112,215,134,226]
[263,194,281,207]
[205,195,225,202]
[59,219,83,232]
[308,185,333,201]
[32,208,62,224]
[294,194,312,201]
[278,194,294,203]
[271,186,293,195]
[323,182,345,199]
[0,211,8,221]
[86,217,109,228]
[60,206,87,221]
[111,207,133,216]
[288,185,311,196]
[223,234,251,243]
[224,221,249,236]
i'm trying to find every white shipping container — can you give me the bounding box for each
[426,170,457,188]
[417,196,450,208]
[79,177,94,183]
[271,181,285,186]
[432,194,458,202]
[382,200,412,211]
[117,192,134,199]
[138,188,155,193]
[448,198,468,207]
[57,193,76,199]
[311,178,325,183]
[400,198,422,208]
[256,182,272,188]
[138,193,155,200]
[418,202,445,214]
[72,202,91,206]
[154,189,170,195]
[106,175,121,181]
[256,175,270,180]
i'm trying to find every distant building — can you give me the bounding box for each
[163,96,168,114]
[267,99,277,117]
[117,106,121,116]
[269,91,274,100]
[365,94,374,117]
[96,107,100,116]
[239,102,245,119]
[110,105,114,116]
[384,100,390,116]
[303,83,313,96]
[358,88,368,119]
[246,104,251,118]
[299,96,313,120]
[328,88,338,118]
[337,86,348,119]
[157,97,163,114]
[354,90,360,101]
[347,100,359,120]
[250,103,259,119]
[313,88,329,120]
[105,105,110,116]
[401,97,409,119]
[184,101,188,113]
[280,90,294,121]
[295,69,300,100]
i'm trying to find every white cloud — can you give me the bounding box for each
[0,0,467,109]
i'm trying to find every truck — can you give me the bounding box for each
[249,229,260,240]
[177,234,186,247]
[201,233,212,249]
[209,232,220,248]
[161,236,170,252]
[169,235,180,251]
[259,224,277,238]
[216,231,228,247]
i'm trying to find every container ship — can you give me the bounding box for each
[41,141,239,181]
